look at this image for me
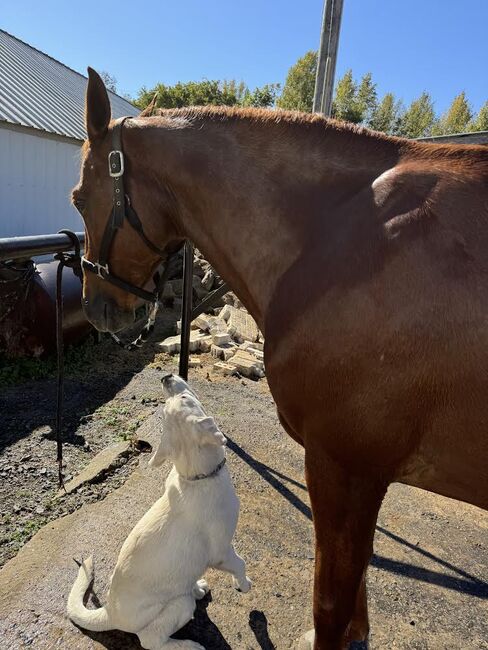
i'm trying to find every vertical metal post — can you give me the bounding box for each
[313,0,344,116]
[179,240,194,380]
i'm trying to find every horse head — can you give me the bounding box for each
[72,68,183,332]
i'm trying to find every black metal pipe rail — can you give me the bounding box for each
[0,232,85,261]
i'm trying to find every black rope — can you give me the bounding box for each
[53,230,82,490]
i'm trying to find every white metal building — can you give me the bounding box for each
[0,29,138,238]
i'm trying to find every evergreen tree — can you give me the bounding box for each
[276,51,317,112]
[356,72,377,124]
[332,70,362,123]
[396,92,435,138]
[467,101,488,132]
[432,92,473,135]
[368,93,403,133]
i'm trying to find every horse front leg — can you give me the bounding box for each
[300,448,387,650]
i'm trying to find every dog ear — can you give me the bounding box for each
[193,416,227,446]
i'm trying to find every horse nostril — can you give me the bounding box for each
[161,373,173,383]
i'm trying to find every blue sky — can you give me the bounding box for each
[3,0,487,115]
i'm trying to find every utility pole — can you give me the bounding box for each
[313,0,344,116]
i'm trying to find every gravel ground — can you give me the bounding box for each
[0,313,487,649]
[0,309,180,567]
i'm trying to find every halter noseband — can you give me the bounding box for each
[81,116,174,303]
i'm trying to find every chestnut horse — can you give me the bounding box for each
[73,69,488,649]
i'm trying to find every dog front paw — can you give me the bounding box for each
[232,575,252,593]
[192,579,210,600]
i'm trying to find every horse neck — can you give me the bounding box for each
[127,112,403,330]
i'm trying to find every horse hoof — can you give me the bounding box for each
[298,629,315,649]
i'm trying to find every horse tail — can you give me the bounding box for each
[67,556,111,632]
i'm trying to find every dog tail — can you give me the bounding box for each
[67,556,111,632]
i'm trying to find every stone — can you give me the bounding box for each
[226,306,260,343]
[193,314,212,332]
[193,332,212,353]
[212,332,231,346]
[298,629,315,650]
[247,347,264,362]
[219,304,232,322]
[57,441,131,496]
[158,335,180,354]
[213,361,237,376]
[232,349,264,371]
[211,344,237,361]
[188,356,202,368]
[227,354,264,379]
[201,268,216,291]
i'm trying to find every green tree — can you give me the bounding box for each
[242,84,281,108]
[332,70,362,123]
[368,93,404,133]
[396,92,435,138]
[432,91,473,135]
[467,101,488,132]
[136,79,279,110]
[276,51,317,112]
[355,72,377,124]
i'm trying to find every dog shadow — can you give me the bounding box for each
[82,590,233,649]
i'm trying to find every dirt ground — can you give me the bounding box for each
[0,326,487,649]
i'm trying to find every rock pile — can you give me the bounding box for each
[159,304,265,380]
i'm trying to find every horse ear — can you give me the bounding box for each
[85,67,111,141]
[139,92,159,117]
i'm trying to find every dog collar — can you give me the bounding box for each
[185,457,226,482]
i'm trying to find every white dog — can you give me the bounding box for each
[67,374,250,650]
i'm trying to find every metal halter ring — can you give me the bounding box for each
[108,150,124,178]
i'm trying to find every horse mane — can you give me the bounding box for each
[142,105,488,168]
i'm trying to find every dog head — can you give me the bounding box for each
[149,389,227,468]
[160,373,200,400]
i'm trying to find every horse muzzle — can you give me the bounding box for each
[82,294,134,333]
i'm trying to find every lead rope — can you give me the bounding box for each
[53,234,174,488]
[54,230,83,490]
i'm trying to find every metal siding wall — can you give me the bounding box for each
[0,127,83,237]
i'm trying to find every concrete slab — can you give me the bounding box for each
[57,441,131,496]
[0,377,487,650]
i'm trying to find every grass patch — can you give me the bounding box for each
[0,338,100,387]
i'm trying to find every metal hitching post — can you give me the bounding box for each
[179,241,194,380]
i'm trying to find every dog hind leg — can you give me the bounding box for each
[137,595,204,650]
[213,545,251,593]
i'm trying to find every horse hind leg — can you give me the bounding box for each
[137,595,204,650]
[300,449,386,650]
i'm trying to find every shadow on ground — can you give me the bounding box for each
[82,591,277,650]
[0,312,178,453]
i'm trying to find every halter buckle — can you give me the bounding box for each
[81,256,109,278]
[108,150,124,178]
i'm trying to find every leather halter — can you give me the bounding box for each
[81,116,172,303]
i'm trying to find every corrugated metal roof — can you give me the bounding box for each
[0,29,138,141]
